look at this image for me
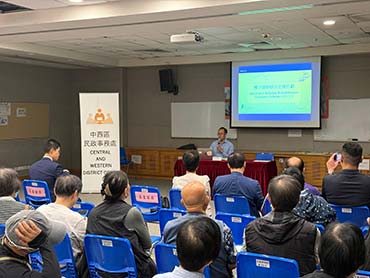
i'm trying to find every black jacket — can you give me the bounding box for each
[322,169,370,209]
[0,239,60,278]
[245,211,317,276]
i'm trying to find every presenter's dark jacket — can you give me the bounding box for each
[29,157,65,202]
[213,172,264,217]
[322,169,370,209]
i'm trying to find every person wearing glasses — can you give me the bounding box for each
[0,210,66,277]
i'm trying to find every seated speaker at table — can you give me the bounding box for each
[210,127,234,158]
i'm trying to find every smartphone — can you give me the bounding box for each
[334,152,342,162]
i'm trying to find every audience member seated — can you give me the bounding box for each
[213,152,264,217]
[210,127,234,158]
[0,168,31,224]
[286,156,321,195]
[322,142,370,208]
[37,175,87,275]
[154,217,221,278]
[303,223,365,278]
[0,210,66,277]
[283,167,336,226]
[86,170,156,278]
[172,150,212,215]
[29,138,69,202]
[163,181,236,278]
[244,175,319,276]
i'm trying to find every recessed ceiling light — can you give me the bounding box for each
[323,19,336,26]
[69,0,83,3]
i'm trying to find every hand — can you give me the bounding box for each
[24,204,31,210]
[15,220,42,247]
[326,153,340,174]
[217,144,224,153]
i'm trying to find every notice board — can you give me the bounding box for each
[0,102,49,140]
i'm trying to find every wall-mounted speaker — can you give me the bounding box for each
[159,69,178,94]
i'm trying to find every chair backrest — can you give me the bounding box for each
[84,234,137,278]
[215,213,256,245]
[29,234,78,278]
[54,233,78,278]
[120,147,129,164]
[214,194,250,215]
[130,185,162,210]
[22,179,51,208]
[256,153,274,161]
[71,201,95,217]
[260,197,272,216]
[154,242,210,277]
[169,188,186,211]
[155,243,179,274]
[0,224,5,236]
[237,252,300,278]
[329,204,369,227]
[357,270,370,278]
[159,209,187,235]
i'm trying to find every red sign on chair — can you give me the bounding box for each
[135,192,159,203]
[26,186,46,197]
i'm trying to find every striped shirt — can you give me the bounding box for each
[0,197,28,224]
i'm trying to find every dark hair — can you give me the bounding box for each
[101,171,129,201]
[342,142,362,166]
[177,217,221,272]
[268,175,301,212]
[282,167,305,191]
[286,157,304,172]
[44,138,61,153]
[320,223,365,278]
[0,168,21,197]
[182,150,200,172]
[218,127,228,134]
[228,152,245,169]
[54,175,82,197]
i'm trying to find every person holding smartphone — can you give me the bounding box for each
[322,142,370,209]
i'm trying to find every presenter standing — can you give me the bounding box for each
[210,127,234,158]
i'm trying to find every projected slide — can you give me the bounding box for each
[238,63,312,120]
[231,58,321,128]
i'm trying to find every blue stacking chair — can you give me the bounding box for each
[22,180,51,209]
[159,209,186,235]
[214,194,250,216]
[29,234,78,278]
[357,270,370,278]
[0,224,5,236]
[255,153,274,161]
[155,243,179,274]
[130,185,162,222]
[329,204,369,235]
[155,243,210,277]
[71,201,95,217]
[215,213,256,246]
[84,234,137,278]
[237,252,300,278]
[260,197,272,216]
[169,188,186,211]
[120,147,133,173]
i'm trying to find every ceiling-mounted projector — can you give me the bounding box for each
[170,32,204,44]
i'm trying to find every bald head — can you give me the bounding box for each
[181,181,210,213]
[286,156,304,172]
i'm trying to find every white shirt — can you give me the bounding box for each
[153,266,204,278]
[172,172,212,216]
[37,203,87,258]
